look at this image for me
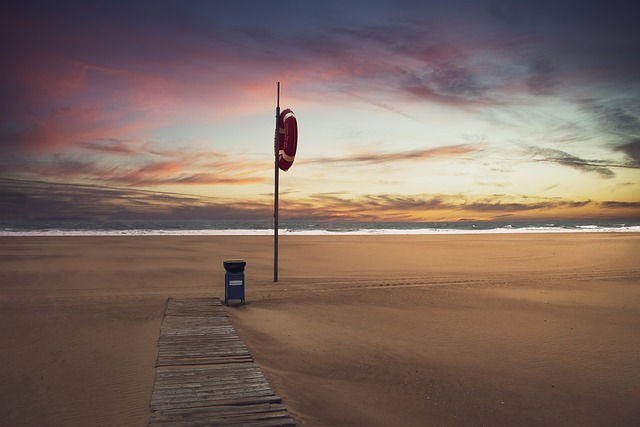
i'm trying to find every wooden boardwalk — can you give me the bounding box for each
[149,298,296,426]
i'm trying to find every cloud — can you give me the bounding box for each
[613,140,640,168]
[0,149,267,187]
[3,0,639,159]
[298,21,500,107]
[600,201,640,209]
[0,178,271,221]
[576,100,640,170]
[0,88,181,154]
[520,145,616,178]
[3,178,637,222]
[463,198,591,212]
[491,100,640,177]
[488,0,640,85]
[403,63,487,105]
[304,0,640,108]
[0,2,290,154]
[78,139,139,155]
[102,163,267,187]
[291,192,597,221]
[583,102,640,138]
[308,144,482,165]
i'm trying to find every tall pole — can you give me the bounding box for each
[274,82,280,282]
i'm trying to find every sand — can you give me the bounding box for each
[0,233,639,426]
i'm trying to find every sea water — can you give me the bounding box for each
[1,219,639,236]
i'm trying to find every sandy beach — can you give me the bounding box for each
[1,233,639,426]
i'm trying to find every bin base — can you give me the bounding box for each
[224,296,245,306]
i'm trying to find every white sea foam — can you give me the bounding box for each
[2,225,639,236]
[280,226,640,235]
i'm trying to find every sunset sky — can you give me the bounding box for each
[2,0,639,222]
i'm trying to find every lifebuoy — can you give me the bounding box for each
[278,108,297,171]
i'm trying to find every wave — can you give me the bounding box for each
[2,222,639,236]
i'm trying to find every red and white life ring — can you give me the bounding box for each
[278,108,297,171]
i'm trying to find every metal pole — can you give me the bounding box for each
[274,82,280,282]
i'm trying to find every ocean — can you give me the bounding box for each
[1,219,639,236]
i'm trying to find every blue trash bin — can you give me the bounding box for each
[224,260,246,305]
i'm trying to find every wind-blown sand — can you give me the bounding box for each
[0,234,639,426]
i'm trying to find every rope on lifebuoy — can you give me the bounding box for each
[283,111,295,122]
[279,150,295,162]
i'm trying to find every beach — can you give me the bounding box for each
[1,234,639,426]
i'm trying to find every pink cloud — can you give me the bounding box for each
[0,147,267,188]
[2,26,285,153]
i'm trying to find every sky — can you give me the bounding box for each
[1,0,639,223]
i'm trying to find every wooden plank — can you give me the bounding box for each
[150,414,296,427]
[150,416,296,427]
[150,405,291,426]
[149,297,296,426]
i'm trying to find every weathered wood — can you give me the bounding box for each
[156,403,288,416]
[149,297,296,426]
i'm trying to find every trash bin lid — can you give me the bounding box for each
[223,259,246,272]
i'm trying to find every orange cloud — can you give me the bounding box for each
[3,178,638,222]
[277,193,612,222]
